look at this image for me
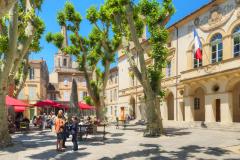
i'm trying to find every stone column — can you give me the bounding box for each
[177,101,185,121]
[184,96,194,122]
[220,92,233,123]
[205,95,215,122]
[160,101,168,121]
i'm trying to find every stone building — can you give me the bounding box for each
[105,67,119,121]
[49,27,88,103]
[163,0,240,123]
[18,60,49,119]
[118,0,240,124]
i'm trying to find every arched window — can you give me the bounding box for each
[211,33,223,63]
[233,25,240,57]
[193,46,202,68]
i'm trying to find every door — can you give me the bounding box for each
[120,107,125,121]
[216,99,221,122]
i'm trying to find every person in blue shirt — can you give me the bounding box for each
[71,116,78,151]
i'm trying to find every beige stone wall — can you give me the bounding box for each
[116,0,240,123]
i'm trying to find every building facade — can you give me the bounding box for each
[163,0,240,123]
[105,67,119,121]
[118,0,240,124]
[18,60,49,119]
[49,52,88,103]
[49,27,88,103]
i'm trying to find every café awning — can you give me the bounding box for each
[33,99,68,109]
[6,96,28,112]
[78,102,95,110]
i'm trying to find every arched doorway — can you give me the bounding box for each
[129,97,136,119]
[167,92,174,120]
[233,82,240,122]
[193,87,205,121]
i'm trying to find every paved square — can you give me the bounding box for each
[1,125,240,160]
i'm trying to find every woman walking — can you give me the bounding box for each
[55,110,65,152]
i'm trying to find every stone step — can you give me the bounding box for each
[163,120,240,132]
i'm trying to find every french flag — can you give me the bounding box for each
[194,29,202,60]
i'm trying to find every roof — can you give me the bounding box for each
[167,0,224,31]
[29,59,45,64]
[110,66,118,73]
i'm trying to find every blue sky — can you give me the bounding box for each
[30,0,211,73]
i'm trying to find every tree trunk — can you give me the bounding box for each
[125,3,164,136]
[0,83,12,148]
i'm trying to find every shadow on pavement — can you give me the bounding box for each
[100,143,233,159]
[27,149,90,160]
[164,128,192,137]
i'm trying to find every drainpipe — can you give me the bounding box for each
[174,26,179,121]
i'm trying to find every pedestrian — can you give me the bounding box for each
[116,117,119,129]
[42,113,47,130]
[62,115,69,148]
[55,110,65,152]
[71,116,78,151]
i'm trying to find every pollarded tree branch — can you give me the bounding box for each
[0,0,16,18]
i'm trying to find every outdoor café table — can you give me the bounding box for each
[78,124,91,141]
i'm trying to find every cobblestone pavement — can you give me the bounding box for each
[1,124,240,160]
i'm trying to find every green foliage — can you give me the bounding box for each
[84,96,94,105]
[46,32,64,49]
[0,35,8,53]
[86,6,99,24]
[57,11,66,26]
[104,0,175,99]
[30,17,45,52]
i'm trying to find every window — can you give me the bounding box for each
[64,78,68,86]
[166,61,171,77]
[211,34,223,63]
[233,26,240,57]
[29,86,37,100]
[29,67,35,80]
[50,93,56,100]
[18,89,25,100]
[194,98,200,110]
[63,58,67,66]
[110,90,113,102]
[114,89,117,101]
[63,91,69,101]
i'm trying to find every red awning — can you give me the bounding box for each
[78,102,95,110]
[14,106,26,112]
[5,96,28,112]
[33,99,69,109]
[6,96,29,106]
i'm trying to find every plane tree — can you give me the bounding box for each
[0,0,45,147]
[46,2,121,120]
[103,0,175,136]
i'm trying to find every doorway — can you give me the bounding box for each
[167,93,174,120]
[216,99,221,122]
